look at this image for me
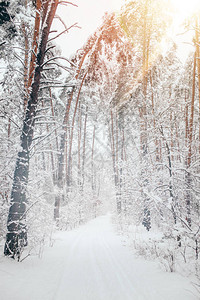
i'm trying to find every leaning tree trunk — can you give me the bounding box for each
[4,0,59,259]
[67,73,87,189]
[54,49,90,221]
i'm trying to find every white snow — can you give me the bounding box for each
[0,214,198,300]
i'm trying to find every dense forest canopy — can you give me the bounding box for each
[0,0,199,290]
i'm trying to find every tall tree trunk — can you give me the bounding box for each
[110,109,117,188]
[110,109,122,214]
[185,88,189,146]
[81,105,88,190]
[4,0,59,259]
[49,87,59,152]
[159,126,177,224]
[91,125,96,191]
[185,51,196,227]
[54,47,90,220]
[195,17,200,154]
[150,72,159,162]
[140,0,151,231]
[27,0,41,91]
[54,89,74,221]
[21,22,29,112]
[67,73,87,189]
[77,101,82,188]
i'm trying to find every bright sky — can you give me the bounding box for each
[169,0,200,61]
[54,0,125,58]
[52,0,200,61]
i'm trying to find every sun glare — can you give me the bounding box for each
[172,0,200,19]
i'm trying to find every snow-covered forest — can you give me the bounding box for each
[0,0,199,299]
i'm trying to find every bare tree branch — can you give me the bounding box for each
[48,23,79,42]
[58,1,78,7]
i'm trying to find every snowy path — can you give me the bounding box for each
[0,214,198,300]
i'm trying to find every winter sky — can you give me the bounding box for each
[53,0,198,61]
[54,0,125,58]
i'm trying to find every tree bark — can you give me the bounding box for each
[77,101,82,187]
[54,46,90,221]
[91,125,96,191]
[67,73,87,189]
[21,22,29,112]
[185,51,196,227]
[195,17,200,154]
[54,89,73,221]
[81,105,88,190]
[4,0,59,259]
[25,0,42,110]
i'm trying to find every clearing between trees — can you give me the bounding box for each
[0,214,198,300]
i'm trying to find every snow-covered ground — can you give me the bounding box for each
[0,214,198,300]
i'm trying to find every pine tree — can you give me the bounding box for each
[4,0,59,259]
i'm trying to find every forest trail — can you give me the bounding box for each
[0,214,198,300]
